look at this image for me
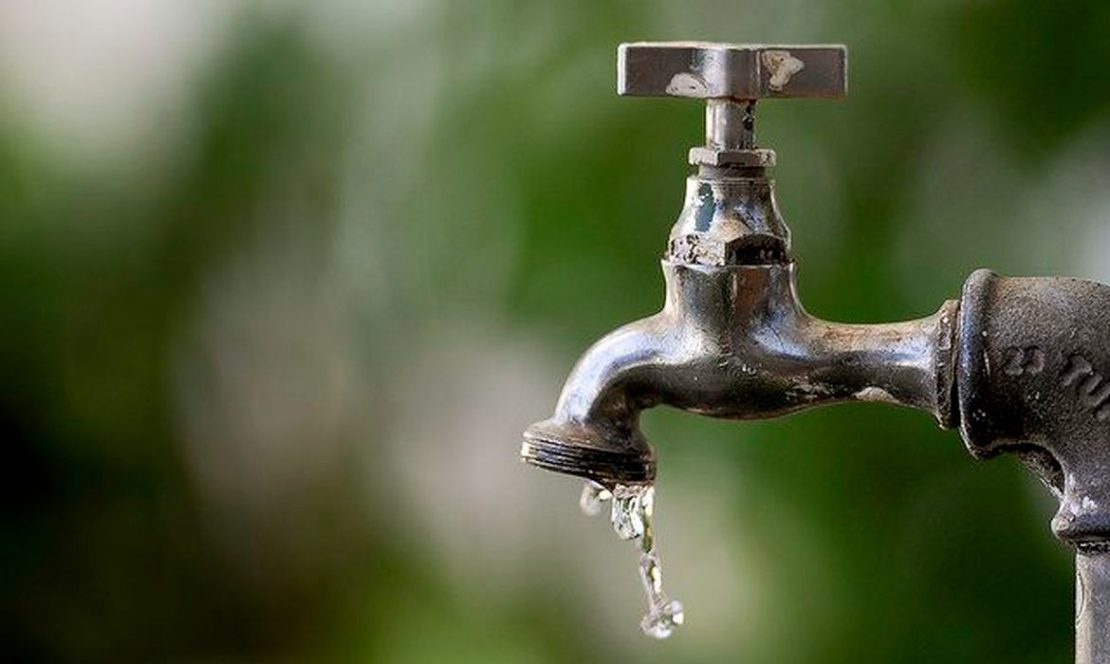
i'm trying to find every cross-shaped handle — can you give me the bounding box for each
[618,42,848,100]
[617,43,847,164]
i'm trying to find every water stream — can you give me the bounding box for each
[580,481,685,638]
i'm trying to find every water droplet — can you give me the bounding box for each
[610,484,651,540]
[579,481,612,516]
[641,597,685,639]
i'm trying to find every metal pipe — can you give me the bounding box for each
[1077,552,1110,663]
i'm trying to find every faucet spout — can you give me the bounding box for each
[522,260,959,486]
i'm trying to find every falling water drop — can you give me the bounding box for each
[578,480,684,639]
[611,484,649,540]
[580,481,612,516]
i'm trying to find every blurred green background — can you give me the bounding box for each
[3,1,1110,662]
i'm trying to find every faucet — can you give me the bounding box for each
[520,42,1110,663]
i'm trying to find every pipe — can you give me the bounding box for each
[1077,552,1110,664]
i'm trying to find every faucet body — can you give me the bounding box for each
[523,173,957,485]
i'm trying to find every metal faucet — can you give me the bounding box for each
[519,42,1110,662]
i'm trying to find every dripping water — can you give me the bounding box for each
[579,481,685,638]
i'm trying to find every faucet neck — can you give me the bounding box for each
[661,261,798,326]
[666,172,792,267]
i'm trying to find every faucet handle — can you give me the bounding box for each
[617,42,847,100]
[618,43,846,164]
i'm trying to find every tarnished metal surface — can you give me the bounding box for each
[617,43,847,100]
[1077,553,1110,664]
[521,258,957,485]
[957,271,1110,547]
[666,174,790,266]
[705,99,755,149]
[522,81,957,484]
[956,271,1110,662]
[523,40,1110,661]
[521,160,957,486]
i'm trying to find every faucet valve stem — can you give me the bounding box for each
[706,98,755,150]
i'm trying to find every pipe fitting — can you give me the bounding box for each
[957,269,1110,549]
